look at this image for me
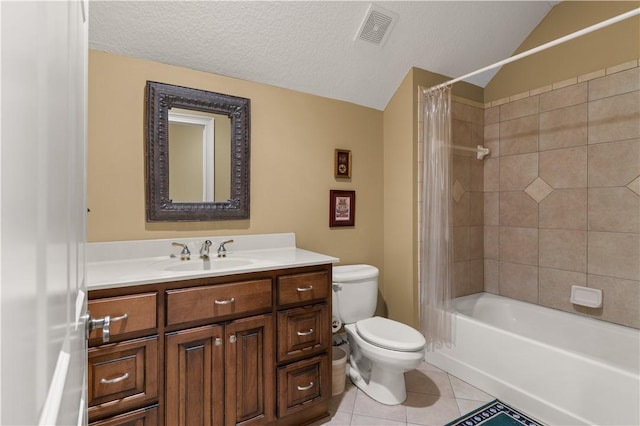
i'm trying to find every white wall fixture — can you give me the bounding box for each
[570,285,603,308]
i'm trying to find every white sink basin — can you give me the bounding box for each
[154,257,254,272]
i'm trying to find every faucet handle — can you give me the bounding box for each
[171,242,191,260]
[217,239,234,257]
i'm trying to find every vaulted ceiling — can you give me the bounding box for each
[89,1,559,110]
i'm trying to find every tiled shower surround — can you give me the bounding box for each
[426,60,639,329]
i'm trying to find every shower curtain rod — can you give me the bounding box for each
[424,7,640,92]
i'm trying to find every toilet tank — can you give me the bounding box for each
[332,264,379,324]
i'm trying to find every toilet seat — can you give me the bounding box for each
[355,316,426,352]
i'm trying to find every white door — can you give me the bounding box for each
[0,1,88,425]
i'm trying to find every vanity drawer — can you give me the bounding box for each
[277,355,329,418]
[277,271,329,307]
[277,304,329,362]
[89,405,158,426]
[88,293,157,345]
[88,336,158,421]
[166,279,272,326]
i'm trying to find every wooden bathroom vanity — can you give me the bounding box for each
[86,235,337,426]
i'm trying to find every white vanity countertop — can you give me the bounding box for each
[87,233,339,291]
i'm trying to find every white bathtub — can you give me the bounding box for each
[424,292,640,426]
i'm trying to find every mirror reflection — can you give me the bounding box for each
[145,81,250,222]
[168,108,231,202]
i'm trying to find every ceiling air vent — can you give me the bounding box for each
[355,4,398,47]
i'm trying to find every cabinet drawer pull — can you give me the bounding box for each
[296,286,313,292]
[296,328,314,336]
[297,381,314,391]
[110,313,129,322]
[215,337,223,346]
[214,297,235,305]
[100,372,130,385]
[87,312,128,343]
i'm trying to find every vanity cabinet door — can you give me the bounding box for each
[165,325,225,426]
[225,314,275,426]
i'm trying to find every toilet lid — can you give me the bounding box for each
[356,317,426,352]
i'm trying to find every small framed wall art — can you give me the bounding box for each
[334,149,352,178]
[329,190,355,227]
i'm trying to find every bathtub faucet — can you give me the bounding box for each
[217,239,234,257]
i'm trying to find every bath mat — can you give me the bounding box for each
[446,399,544,426]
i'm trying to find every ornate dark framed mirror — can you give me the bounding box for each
[145,81,250,221]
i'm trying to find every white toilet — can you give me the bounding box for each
[332,264,426,405]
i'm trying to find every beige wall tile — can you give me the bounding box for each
[589,91,640,144]
[586,275,640,328]
[499,262,538,303]
[588,187,640,233]
[469,191,484,226]
[539,103,587,151]
[539,267,587,314]
[484,123,499,141]
[484,158,499,192]
[453,226,469,261]
[500,153,538,191]
[484,226,498,259]
[452,119,473,155]
[524,177,553,203]
[589,67,640,101]
[500,115,539,155]
[453,191,470,227]
[500,96,538,121]
[484,106,499,125]
[588,231,640,281]
[539,82,587,112]
[499,226,538,266]
[453,261,471,298]
[499,191,538,228]
[472,123,484,150]
[484,192,499,226]
[539,229,587,272]
[469,259,484,294]
[470,159,484,191]
[484,259,499,294]
[453,155,470,190]
[606,60,639,75]
[588,139,640,187]
[539,188,587,230]
[539,146,587,189]
[469,226,483,259]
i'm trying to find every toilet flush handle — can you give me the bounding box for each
[332,283,343,291]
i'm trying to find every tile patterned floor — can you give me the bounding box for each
[312,361,494,426]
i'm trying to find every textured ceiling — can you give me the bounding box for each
[89,1,558,110]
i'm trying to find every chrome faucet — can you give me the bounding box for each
[217,239,234,257]
[171,242,191,261]
[199,240,212,259]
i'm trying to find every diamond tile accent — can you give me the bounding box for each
[452,180,465,203]
[525,177,554,203]
[627,176,640,196]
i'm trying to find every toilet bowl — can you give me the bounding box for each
[332,265,426,405]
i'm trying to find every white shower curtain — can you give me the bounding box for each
[419,86,454,350]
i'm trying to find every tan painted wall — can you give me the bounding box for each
[382,67,483,328]
[485,1,640,101]
[88,50,383,268]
